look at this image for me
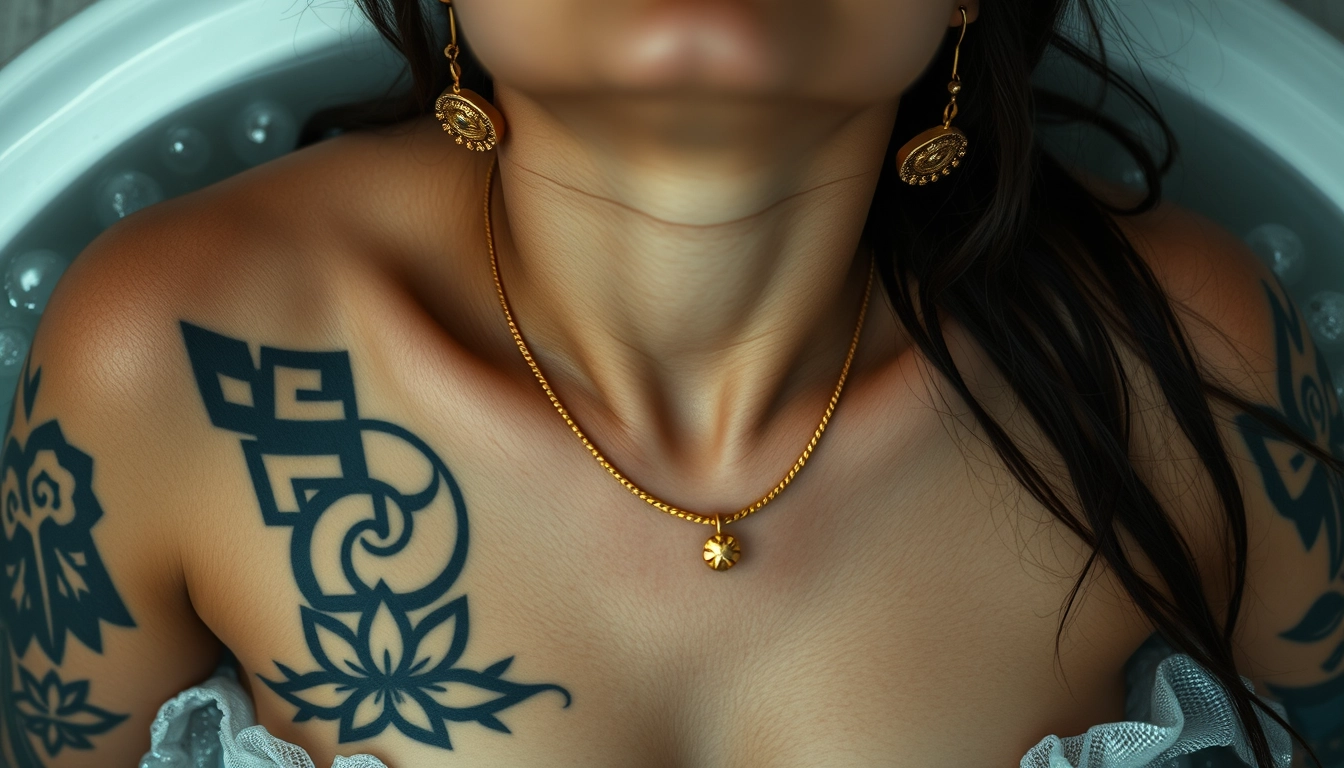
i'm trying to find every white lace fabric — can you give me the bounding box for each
[140,646,1292,768]
[1019,650,1293,768]
[139,666,387,768]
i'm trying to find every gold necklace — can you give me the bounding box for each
[484,161,875,571]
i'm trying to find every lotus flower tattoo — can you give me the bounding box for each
[11,666,127,757]
[0,358,134,767]
[267,589,567,745]
[181,321,570,750]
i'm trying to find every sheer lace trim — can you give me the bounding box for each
[1020,652,1292,768]
[142,646,1292,768]
[139,666,387,768]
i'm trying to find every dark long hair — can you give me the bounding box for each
[349,0,1329,764]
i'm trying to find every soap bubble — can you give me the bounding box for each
[95,171,164,228]
[230,101,297,166]
[1111,156,1147,188]
[1097,148,1147,189]
[0,325,25,406]
[1099,126,1156,190]
[1245,223,1306,285]
[0,326,31,370]
[5,250,68,313]
[1306,291,1344,346]
[161,125,212,174]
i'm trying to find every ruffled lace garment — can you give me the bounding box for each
[1019,634,1292,768]
[139,665,386,768]
[140,635,1293,768]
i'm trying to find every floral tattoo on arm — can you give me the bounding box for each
[1235,280,1344,765]
[1,357,134,766]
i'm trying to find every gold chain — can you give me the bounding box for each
[484,160,875,530]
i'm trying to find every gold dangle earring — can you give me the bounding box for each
[435,0,506,151]
[895,5,970,185]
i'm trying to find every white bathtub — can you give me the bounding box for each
[0,2,1341,766]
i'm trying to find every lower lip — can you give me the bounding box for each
[607,2,780,90]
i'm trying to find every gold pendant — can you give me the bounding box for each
[702,516,740,571]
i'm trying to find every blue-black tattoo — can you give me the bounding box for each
[1,355,134,766]
[11,665,127,757]
[1235,280,1344,765]
[1,357,135,665]
[180,321,570,750]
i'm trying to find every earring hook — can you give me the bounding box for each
[943,6,969,128]
[441,0,462,94]
[951,6,969,82]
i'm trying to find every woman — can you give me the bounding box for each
[0,0,1337,765]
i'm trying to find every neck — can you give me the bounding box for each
[485,87,905,487]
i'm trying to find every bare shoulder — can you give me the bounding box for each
[42,115,485,368]
[0,117,494,765]
[19,114,489,562]
[1085,182,1285,523]
[1095,182,1344,748]
[1100,184,1280,391]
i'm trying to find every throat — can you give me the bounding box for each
[486,178,886,488]
[446,88,906,487]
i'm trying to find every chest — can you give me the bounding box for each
[179,333,1153,768]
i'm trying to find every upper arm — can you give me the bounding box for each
[1216,275,1344,765]
[0,219,223,766]
[1120,200,1344,765]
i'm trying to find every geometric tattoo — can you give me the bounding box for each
[179,321,569,750]
[1234,280,1344,766]
[1,355,134,765]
